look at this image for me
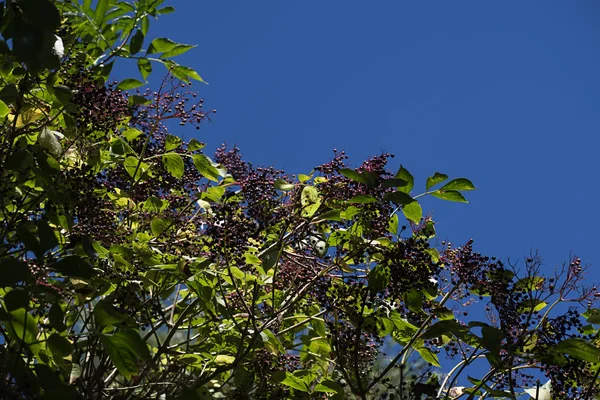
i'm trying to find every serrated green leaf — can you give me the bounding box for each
[426,173,449,191]
[162,153,184,179]
[440,178,476,191]
[430,190,468,203]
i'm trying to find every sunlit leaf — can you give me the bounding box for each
[426,172,449,191]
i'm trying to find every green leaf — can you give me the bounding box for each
[151,218,170,237]
[300,186,322,218]
[137,58,152,81]
[214,355,236,365]
[100,330,151,380]
[123,156,150,180]
[417,347,440,367]
[171,65,204,83]
[188,138,205,151]
[158,6,176,14]
[339,168,367,184]
[314,378,344,394]
[116,79,145,90]
[384,191,415,205]
[426,172,449,191]
[49,302,66,332]
[6,308,38,345]
[514,276,545,291]
[583,309,600,325]
[191,154,220,181]
[0,99,8,118]
[273,371,310,392]
[165,134,183,151]
[382,178,409,188]
[440,178,476,191]
[54,256,96,279]
[421,320,467,340]
[555,338,600,363]
[348,195,377,204]
[388,214,399,235]
[298,173,312,183]
[129,95,151,106]
[160,44,196,59]
[315,209,341,222]
[18,0,60,31]
[94,0,109,25]
[0,258,31,287]
[129,30,144,55]
[94,300,128,328]
[404,289,423,314]
[430,190,468,203]
[6,150,33,171]
[47,333,73,357]
[147,37,179,54]
[518,299,548,313]
[395,165,414,193]
[402,201,422,224]
[368,265,390,295]
[275,178,294,191]
[123,128,143,141]
[162,153,185,179]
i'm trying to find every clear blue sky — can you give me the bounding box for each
[135,1,600,273]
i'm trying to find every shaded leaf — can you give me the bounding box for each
[0,258,31,287]
[100,330,151,380]
[54,256,96,279]
[555,338,600,363]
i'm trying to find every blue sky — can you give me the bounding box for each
[135,1,600,274]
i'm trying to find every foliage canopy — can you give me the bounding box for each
[0,1,599,399]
